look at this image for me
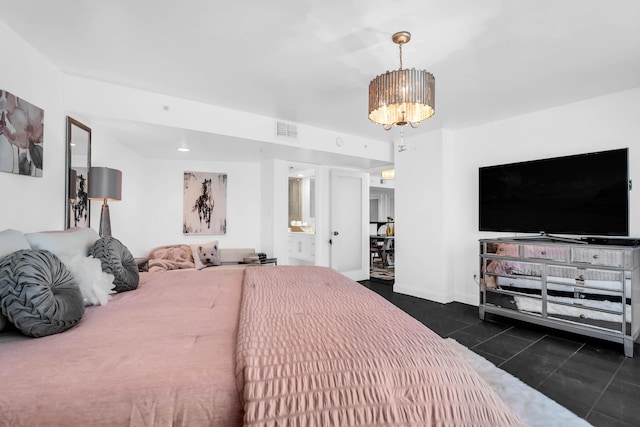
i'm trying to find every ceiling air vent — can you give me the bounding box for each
[276,121,298,139]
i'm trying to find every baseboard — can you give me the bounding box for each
[392,283,479,307]
[393,283,454,304]
[455,291,479,306]
[391,282,481,308]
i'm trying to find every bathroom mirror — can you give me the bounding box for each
[65,117,92,229]
[288,166,316,233]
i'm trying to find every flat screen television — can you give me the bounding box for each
[479,148,629,236]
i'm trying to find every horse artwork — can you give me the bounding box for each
[183,171,227,235]
[70,167,89,228]
[194,178,214,228]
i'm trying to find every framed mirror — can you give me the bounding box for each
[288,165,316,233]
[65,117,91,229]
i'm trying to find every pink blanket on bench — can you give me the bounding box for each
[236,266,524,426]
[147,244,195,272]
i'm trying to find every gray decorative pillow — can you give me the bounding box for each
[0,312,7,332]
[90,237,139,293]
[0,249,85,337]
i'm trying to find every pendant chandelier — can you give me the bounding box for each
[368,31,435,130]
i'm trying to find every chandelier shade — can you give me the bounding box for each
[368,31,435,130]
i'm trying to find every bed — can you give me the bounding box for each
[0,268,245,426]
[0,255,536,426]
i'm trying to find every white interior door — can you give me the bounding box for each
[330,169,369,280]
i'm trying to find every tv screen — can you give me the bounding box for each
[479,148,629,236]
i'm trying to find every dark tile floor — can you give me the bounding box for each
[359,279,640,427]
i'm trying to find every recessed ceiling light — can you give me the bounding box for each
[177,147,190,152]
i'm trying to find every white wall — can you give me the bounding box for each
[394,87,640,306]
[0,18,358,260]
[261,158,288,262]
[394,129,456,303]
[369,176,394,190]
[0,20,66,232]
[315,166,331,267]
[104,153,263,257]
[452,88,640,305]
[87,126,147,254]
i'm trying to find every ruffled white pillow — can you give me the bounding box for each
[61,254,116,306]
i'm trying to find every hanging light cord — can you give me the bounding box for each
[398,126,407,152]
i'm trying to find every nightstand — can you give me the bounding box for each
[135,257,149,272]
[239,257,277,266]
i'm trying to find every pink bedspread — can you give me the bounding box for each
[236,266,524,426]
[0,269,244,426]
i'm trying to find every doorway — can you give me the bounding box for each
[370,184,395,283]
[287,165,317,265]
[329,169,369,281]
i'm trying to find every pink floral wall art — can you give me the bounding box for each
[183,171,227,235]
[0,90,44,176]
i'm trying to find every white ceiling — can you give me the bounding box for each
[2,0,639,166]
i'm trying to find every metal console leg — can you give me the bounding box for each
[624,338,634,358]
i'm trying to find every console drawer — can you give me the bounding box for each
[495,276,542,293]
[485,260,542,277]
[546,266,625,293]
[546,299,629,334]
[571,248,623,267]
[523,245,569,261]
[484,242,519,257]
[486,290,539,315]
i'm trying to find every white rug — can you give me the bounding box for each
[446,338,592,427]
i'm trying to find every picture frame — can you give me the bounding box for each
[183,171,227,235]
[65,117,92,229]
[0,90,44,177]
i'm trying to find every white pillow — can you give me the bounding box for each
[0,229,31,260]
[61,254,116,306]
[191,241,221,270]
[26,228,100,259]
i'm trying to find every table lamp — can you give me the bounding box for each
[88,167,122,238]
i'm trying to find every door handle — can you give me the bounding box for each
[330,231,339,244]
